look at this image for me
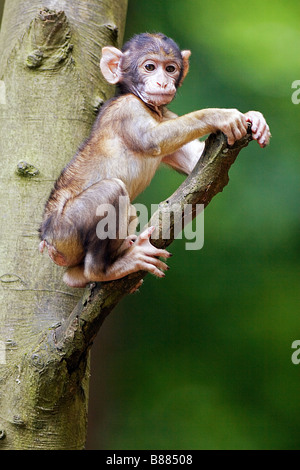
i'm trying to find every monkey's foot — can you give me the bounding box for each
[122,234,138,250]
[130,226,172,278]
[63,265,88,288]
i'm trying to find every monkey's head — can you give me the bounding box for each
[100,33,191,107]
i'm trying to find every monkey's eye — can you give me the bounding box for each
[166,65,176,73]
[145,63,156,72]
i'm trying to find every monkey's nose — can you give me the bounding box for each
[157,82,167,89]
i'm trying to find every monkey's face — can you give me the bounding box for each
[135,54,181,106]
[100,34,191,108]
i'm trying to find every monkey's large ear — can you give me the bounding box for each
[100,46,124,84]
[179,50,191,87]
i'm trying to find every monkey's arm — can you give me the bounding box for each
[124,97,248,156]
[162,140,205,175]
[151,108,247,154]
[160,108,205,174]
[160,111,271,174]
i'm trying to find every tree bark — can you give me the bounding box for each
[0,0,127,450]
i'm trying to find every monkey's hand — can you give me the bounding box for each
[129,226,172,278]
[210,108,248,146]
[244,111,271,148]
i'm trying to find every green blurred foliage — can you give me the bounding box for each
[87,0,300,450]
[1,0,299,450]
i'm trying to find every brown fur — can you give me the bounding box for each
[40,33,270,288]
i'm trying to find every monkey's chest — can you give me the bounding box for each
[119,153,161,200]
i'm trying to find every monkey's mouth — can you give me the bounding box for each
[145,92,175,106]
[134,87,175,107]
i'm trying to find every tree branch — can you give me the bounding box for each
[53,128,253,369]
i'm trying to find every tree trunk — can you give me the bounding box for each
[0,0,127,450]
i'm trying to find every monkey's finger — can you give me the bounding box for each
[237,115,248,135]
[151,247,172,258]
[252,121,271,147]
[136,226,156,244]
[257,123,269,142]
[142,245,172,259]
[245,111,258,130]
[253,123,266,144]
[138,260,167,278]
[136,229,172,258]
[251,117,262,136]
[245,111,267,136]
[232,124,245,142]
[261,125,271,146]
[225,124,236,146]
[232,115,248,141]
[245,114,263,145]
[142,254,169,272]
[143,226,156,237]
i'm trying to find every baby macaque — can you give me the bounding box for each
[39,33,271,287]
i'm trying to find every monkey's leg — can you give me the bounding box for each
[62,179,171,287]
[63,264,87,288]
[63,231,139,288]
[62,178,134,287]
[81,226,171,284]
[64,228,171,287]
[64,226,171,288]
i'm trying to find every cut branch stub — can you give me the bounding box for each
[25,8,73,70]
